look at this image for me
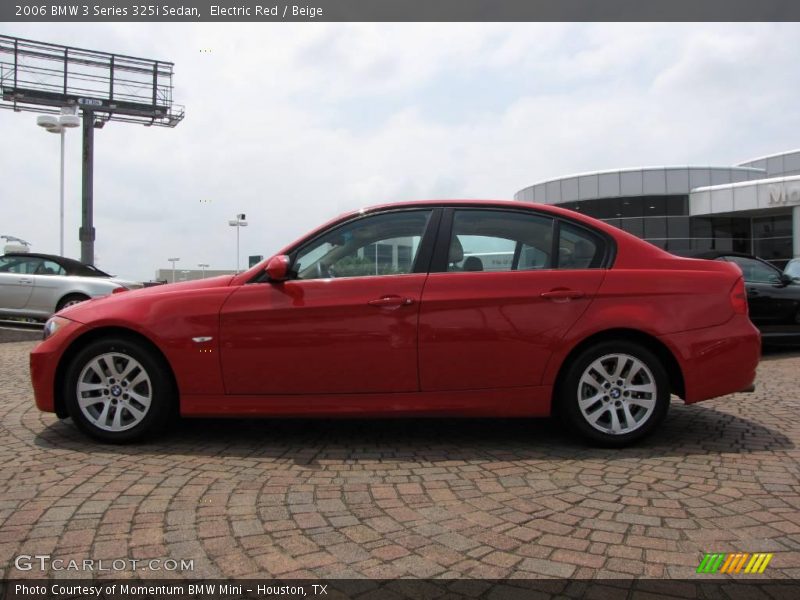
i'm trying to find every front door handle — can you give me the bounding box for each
[368,295,415,308]
[540,289,585,301]
[18,278,33,285]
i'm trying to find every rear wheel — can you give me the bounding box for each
[558,340,670,447]
[64,337,173,443]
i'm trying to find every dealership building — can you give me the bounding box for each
[515,149,800,266]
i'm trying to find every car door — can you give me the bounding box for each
[26,259,68,314]
[0,256,42,310]
[418,208,607,392]
[220,208,438,395]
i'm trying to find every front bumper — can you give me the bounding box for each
[662,314,761,404]
[30,318,84,414]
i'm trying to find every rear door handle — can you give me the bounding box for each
[368,295,415,308]
[540,289,585,301]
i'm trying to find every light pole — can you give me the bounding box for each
[36,107,79,256]
[198,263,209,279]
[168,257,180,283]
[228,213,248,273]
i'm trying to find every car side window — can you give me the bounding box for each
[558,222,604,269]
[725,256,781,284]
[293,210,432,280]
[447,210,554,272]
[35,260,66,276]
[0,257,43,274]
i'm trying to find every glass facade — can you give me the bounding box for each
[555,194,786,259]
[752,215,793,263]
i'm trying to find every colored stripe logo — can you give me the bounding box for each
[697,553,773,574]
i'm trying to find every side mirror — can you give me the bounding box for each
[780,273,793,286]
[265,255,290,282]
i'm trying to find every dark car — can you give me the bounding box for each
[691,251,800,344]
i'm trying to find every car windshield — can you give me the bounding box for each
[725,256,782,284]
[785,260,800,279]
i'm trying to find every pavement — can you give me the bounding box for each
[1,339,800,580]
[0,325,41,344]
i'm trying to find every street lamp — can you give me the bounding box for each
[1,235,32,252]
[36,107,80,256]
[198,263,209,279]
[168,257,180,283]
[228,213,248,273]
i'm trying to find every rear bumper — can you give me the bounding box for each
[662,315,761,404]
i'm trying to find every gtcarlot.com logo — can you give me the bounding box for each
[14,555,194,572]
[697,552,773,574]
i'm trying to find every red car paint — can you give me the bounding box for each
[30,200,760,420]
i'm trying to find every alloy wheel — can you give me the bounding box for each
[577,353,657,435]
[76,352,152,432]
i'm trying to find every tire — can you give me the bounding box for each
[557,340,670,447]
[63,336,174,443]
[57,294,90,311]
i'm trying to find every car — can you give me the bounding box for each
[691,251,800,345]
[785,258,800,283]
[0,252,142,320]
[30,200,760,446]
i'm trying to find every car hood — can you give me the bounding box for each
[57,274,236,322]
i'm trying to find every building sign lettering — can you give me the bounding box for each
[767,182,800,206]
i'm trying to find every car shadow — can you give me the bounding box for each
[33,399,793,466]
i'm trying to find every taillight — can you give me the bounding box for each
[730,277,748,315]
[112,287,129,295]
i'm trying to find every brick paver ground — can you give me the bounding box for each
[1,340,799,579]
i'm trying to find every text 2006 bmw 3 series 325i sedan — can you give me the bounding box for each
[30,200,761,446]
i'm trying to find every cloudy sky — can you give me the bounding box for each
[2,22,800,281]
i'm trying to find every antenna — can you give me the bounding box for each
[0,34,184,263]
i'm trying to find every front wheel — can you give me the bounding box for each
[64,337,173,443]
[558,340,670,447]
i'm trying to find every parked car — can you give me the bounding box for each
[691,251,800,345]
[0,252,142,320]
[30,200,760,446]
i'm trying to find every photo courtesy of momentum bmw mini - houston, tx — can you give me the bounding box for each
[30,199,761,446]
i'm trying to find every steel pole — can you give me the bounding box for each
[236,225,240,274]
[59,129,65,256]
[80,111,95,264]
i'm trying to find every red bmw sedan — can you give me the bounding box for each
[30,200,760,446]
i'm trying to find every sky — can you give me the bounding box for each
[2,22,800,281]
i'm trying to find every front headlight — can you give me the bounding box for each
[43,316,70,340]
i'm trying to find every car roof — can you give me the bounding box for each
[1,252,109,275]
[353,199,630,235]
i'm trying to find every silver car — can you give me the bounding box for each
[0,252,142,320]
